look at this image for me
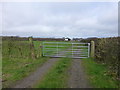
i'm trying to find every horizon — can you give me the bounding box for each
[1,35,119,39]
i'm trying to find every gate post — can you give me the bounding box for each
[28,36,36,59]
[39,44,43,57]
[90,41,95,58]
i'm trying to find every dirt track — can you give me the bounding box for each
[13,58,58,88]
[68,59,91,88]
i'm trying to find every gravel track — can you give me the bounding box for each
[68,59,91,88]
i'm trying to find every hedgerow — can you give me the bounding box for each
[81,37,120,80]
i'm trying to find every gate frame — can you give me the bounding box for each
[42,42,90,59]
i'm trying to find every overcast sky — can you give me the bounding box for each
[1,2,118,38]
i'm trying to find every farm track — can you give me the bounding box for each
[12,58,91,88]
[13,58,58,88]
[68,59,91,88]
[12,45,91,88]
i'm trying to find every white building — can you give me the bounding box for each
[64,38,70,41]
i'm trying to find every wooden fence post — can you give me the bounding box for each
[90,41,95,58]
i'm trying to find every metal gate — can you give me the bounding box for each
[42,42,90,58]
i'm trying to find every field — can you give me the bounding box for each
[2,38,119,88]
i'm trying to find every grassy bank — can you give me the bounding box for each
[34,57,72,88]
[82,58,119,88]
[2,40,49,88]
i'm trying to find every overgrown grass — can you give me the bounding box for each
[2,41,31,58]
[2,40,48,88]
[33,41,42,50]
[34,57,72,88]
[82,58,119,88]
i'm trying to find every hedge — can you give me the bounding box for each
[81,37,120,80]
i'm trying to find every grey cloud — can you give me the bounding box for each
[2,2,118,38]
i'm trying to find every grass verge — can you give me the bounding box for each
[2,57,48,88]
[82,58,119,88]
[2,40,49,88]
[34,57,72,88]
